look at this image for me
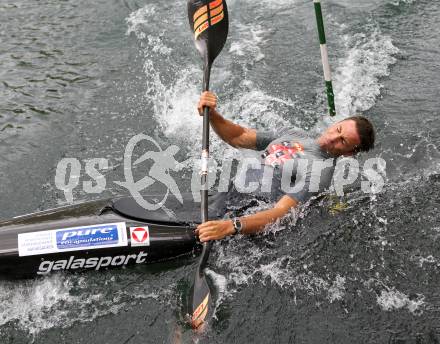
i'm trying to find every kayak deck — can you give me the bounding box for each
[0,195,216,279]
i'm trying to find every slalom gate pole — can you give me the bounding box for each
[313,0,336,116]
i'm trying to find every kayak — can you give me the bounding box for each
[0,194,221,279]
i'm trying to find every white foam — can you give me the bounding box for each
[258,259,347,302]
[126,4,172,57]
[205,269,229,320]
[223,86,295,130]
[215,246,348,305]
[315,24,399,133]
[411,254,437,268]
[0,275,72,335]
[390,0,417,6]
[145,67,295,166]
[377,289,425,314]
[230,0,298,10]
[126,4,157,40]
[0,274,172,336]
[327,275,346,303]
[146,63,202,143]
[334,27,399,117]
[229,23,267,62]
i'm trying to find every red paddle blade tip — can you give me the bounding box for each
[191,292,210,328]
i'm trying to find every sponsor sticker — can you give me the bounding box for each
[130,227,150,247]
[18,222,127,257]
[37,251,148,275]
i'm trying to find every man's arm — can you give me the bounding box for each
[195,195,298,241]
[240,195,298,234]
[198,91,257,149]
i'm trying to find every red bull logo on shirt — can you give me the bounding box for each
[262,142,304,167]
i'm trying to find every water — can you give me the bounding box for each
[1,0,439,342]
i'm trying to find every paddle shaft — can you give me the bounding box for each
[199,60,213,275]
[187,0,229,326]
[313,0,336,116]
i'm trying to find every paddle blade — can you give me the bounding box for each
[187,0,229,65]
[189,270,211,328]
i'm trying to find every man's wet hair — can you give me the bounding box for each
[345,115,375,153]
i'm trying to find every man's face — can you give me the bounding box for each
[317,120,361,157]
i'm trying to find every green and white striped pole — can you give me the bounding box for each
[313,0,336,116]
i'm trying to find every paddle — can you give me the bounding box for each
[187,0,229,329]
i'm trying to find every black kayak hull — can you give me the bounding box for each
[0,198,200,279]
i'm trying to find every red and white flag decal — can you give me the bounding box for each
[129,227,150,246]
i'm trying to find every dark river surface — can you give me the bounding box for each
[1,0,440,343]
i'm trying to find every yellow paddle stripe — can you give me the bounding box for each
[198,306,209,325]
[194,13,209,32]
[210,11,224,26]
[210,3,223,17]
[209,0,222,10]
[192,294,209,321]
[194,21,209,39]
[193,5,207,22]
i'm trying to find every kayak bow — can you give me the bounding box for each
[0,194,219,279]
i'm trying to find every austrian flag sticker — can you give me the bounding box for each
[129,227,150,247]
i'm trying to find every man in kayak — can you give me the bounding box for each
[195,91,375,242]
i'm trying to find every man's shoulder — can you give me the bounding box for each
[282,127,308,136]
[255,127,317,151]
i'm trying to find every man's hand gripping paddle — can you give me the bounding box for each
[187,0,228,329]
